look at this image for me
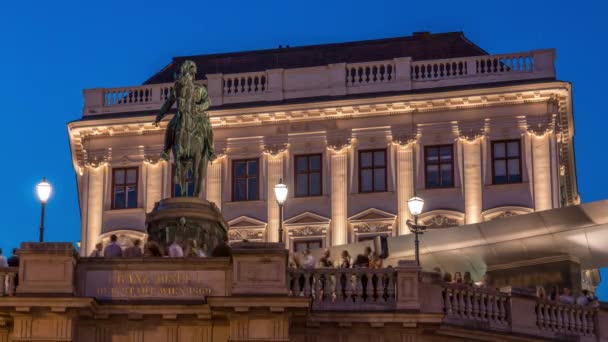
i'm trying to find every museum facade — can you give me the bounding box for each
[0,31,607,342]
[68,32,577,255]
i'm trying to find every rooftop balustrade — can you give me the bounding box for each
[82,49,555,116]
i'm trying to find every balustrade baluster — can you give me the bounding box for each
[465,290,473,319]
[471,292,479,320]
[479,293,487,320]
[443,288,451,315]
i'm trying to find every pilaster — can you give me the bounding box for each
[82,164,106,256]
[461,136,483,224]
[206,157,223,210]
[329,144,349,246]
[144,159,163,213]
[266,152,284,243]
[530,131,553,211]
[395,140,415,235]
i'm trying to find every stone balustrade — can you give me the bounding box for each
[536,300,597,337]
[346,61,396,87]
[4,242,608,341]
[288,267,397,311]
[82,49,555,116]
[442,283,510,327]
[0,267,17,296]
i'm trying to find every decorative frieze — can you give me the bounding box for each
[289,226,326,237]
[229,229,265,241]
[422,215,460,228]
[353,223,391,233]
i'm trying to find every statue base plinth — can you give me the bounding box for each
[146,197,228,255]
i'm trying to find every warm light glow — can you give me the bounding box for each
[274,179,288,205]
[36,178,52,203]
[407,196,424,216]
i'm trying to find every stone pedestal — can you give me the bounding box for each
[16,242,76,295]
[146,197,228,255]
[395,260,421,310]
[231,242,288,295]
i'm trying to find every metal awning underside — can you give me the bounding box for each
[379,200,608,278]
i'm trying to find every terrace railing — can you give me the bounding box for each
[288,267,397,311]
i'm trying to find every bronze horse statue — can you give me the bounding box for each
[154,60,215,197]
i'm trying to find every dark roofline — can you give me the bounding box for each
[143,31,489,85]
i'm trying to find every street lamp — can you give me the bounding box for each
[407,196,426,266]
[274,179,288,243]
[36,178,52,242]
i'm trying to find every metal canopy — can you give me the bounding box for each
[381,200,608,278]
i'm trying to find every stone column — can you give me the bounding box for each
[206,158,223,210]
[330,147,348,246]
[82,165,105,256]
[396,143,415,235]
[266,153,283,243]
[462,138,483,224]
[532,133,553,211]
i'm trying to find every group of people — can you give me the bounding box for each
[289,246,385,270]
[435,267,600,308]
[437,269,477,286]
[0,248,19,268]
[89,234,232,258]
[536,286,599,307]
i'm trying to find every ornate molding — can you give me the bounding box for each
[289,226,326,237]
[228,229,264,241]
[327,139,352,153]
[353,223,391,233]
[422,215,460,228]
[262,143,289,156]
[143,154,163,165]
[392,133,419,147]
[527,123,554,137]
[458,128,486,142]
[85,157,107,169]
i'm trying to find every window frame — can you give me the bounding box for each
[491,139,523,185]
[231,158,260,202]
[294,153,323,198]
[424,144,455,189]
[111,167,139,210]
[358,148,388,193]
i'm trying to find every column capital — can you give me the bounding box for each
[392,133,419,148]
[263,143,289,157]
[458,128,486,143]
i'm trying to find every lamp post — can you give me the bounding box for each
[36,178,52,242]
[406,196,425,266]
[274,179,288,244]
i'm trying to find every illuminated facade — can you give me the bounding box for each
[68,32,578,256]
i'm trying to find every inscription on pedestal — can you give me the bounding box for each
[84,270,225,300]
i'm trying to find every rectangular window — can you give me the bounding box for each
[112,167,138,209]
[172,167,194,197]
[492,140,522,184]
[425,145,454,188]
[294,154,322,197]
[359,149,387,193]
[232,159,259,201]
[293,239,323,252]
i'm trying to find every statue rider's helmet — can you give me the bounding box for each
[180,60,197,79]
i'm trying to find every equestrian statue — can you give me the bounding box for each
[154,60,215,197]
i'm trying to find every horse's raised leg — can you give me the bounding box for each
[193,153,203,198]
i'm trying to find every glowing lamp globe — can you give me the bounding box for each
[274,179,288,205]
[36,178,52,204]
[407,196,424,216]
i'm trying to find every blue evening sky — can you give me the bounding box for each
[1,0,606,296]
